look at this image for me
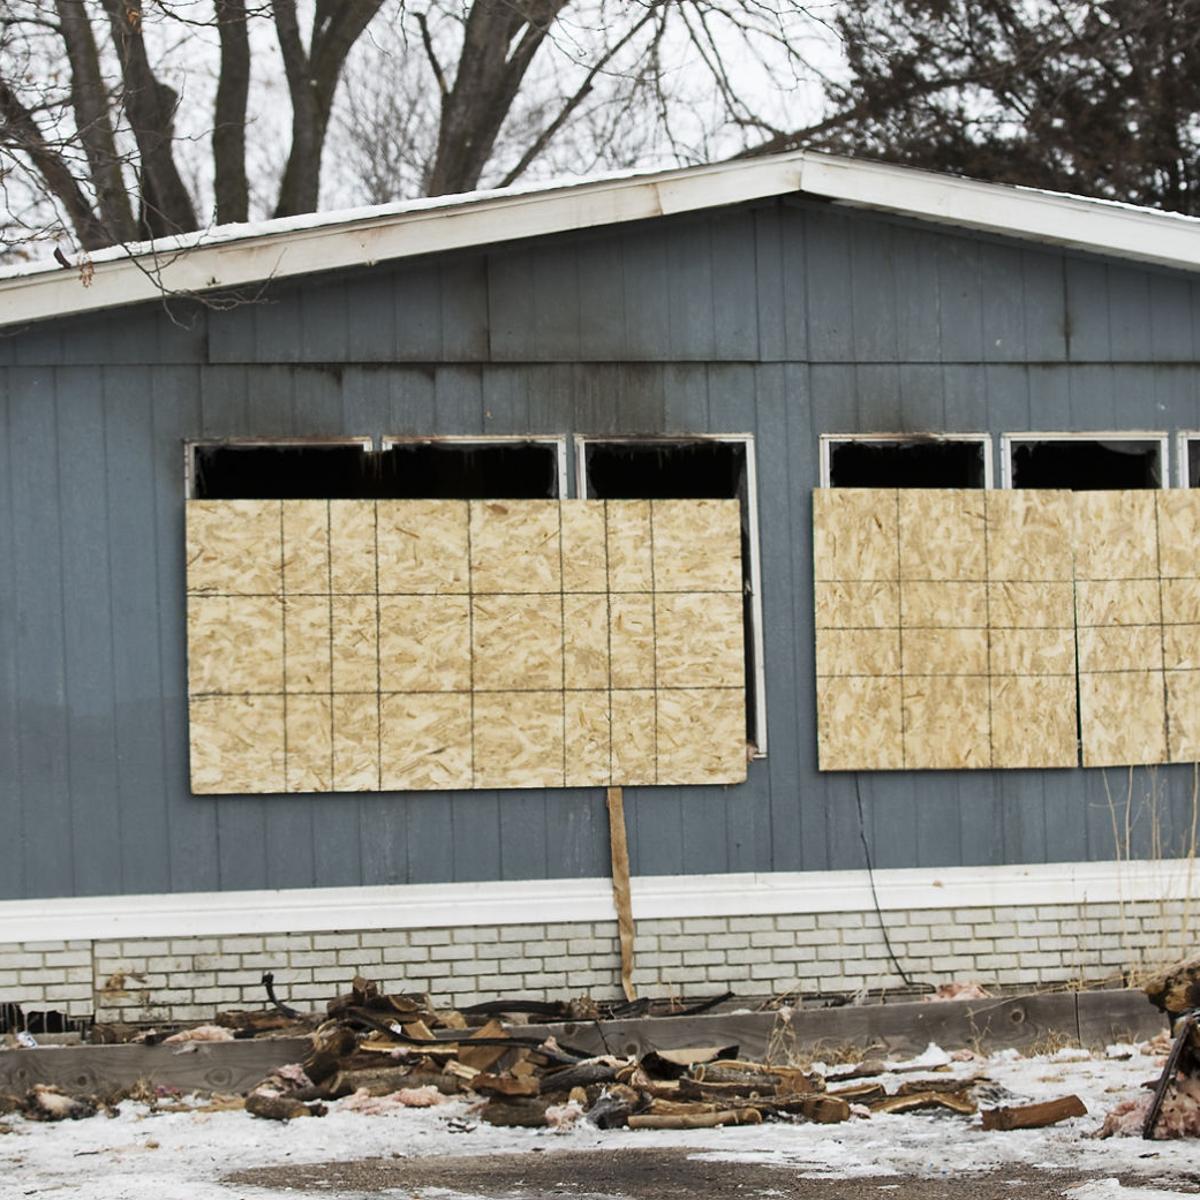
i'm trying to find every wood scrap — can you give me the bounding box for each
[471,1073,539,1098]
[480,1097,549,1128]
[797,1095,851,1124]
[627,1107,762,1130]
[981,1095,1087,1130]
[871,1091,977,1116]
[245,1092,326,1121]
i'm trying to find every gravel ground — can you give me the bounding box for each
[224,1147,1200,1200]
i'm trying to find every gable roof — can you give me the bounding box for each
[3,149,1199,329]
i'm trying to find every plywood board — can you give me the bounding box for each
[989,675,1077,769]
[902,675,991,770]
[563,595,609,690]
[329,501,377,594]
[657,689,747,785]
[187,499,746,793]
[186,500,281,596]
[378,596,471,692]
[472,595,563,691]
[332,692,380,790]
[812,489,897,581]
[283,596,332,692]
[1077,626,1163,673]
[815,628,900,678]
[560,502,608,592]
[1079,670,1168,767]
[898,490,986,582]
[1167,671,1200,762]
[655,593,745,688]
[286,694,333,792]
[985,491,1073,582]
[816,677,903,771]
[652,500,742,592]
[901,628,988,676]
[988,581,1075,629]
[989,629,1075,676]
[1157,491,1200,579]
[813,580,899,629]
[609,594,656,689]
[1074,490,1158,581]
[379,693,472,791]
[901,581,988,629]
[470,500,561,594]
[188,695,285,794]
[1162,579,1200,625]
[564,690,611,787]
[1075,580,1161,627]
[1163,625,1200,671]
[474,691,565,789]
[609,689,657,785]
[606,501,654,592]
[377,500,469,594]
[187,596,283,694]
[282,500,330,594]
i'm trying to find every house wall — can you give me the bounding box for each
[3,196,1200,916]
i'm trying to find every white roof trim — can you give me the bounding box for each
[3,149,1199,329]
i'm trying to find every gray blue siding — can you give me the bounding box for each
[3,196,1200,900]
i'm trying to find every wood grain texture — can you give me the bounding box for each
[812,488,897,581]
[813,580,899,629]
[1074,490,1158,581]
[903,675,991,770]
[187,499,746,793]
[986,490,1073,581]
[989,675,1077,769]
[816,677,903,771]
[186,499,281,595]
[898,490,986,582]
[1079,670,1168,767]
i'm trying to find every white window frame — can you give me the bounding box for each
[999,431,1171,489]
[185,436,373,500]
[818,433,994,489]
[573,433,768,759]
[1177,432,1199,488]
[381,434,570,497]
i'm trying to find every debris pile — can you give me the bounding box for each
[1098,958,1200,1140]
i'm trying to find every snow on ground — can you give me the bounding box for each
[6,1042,1200,1200]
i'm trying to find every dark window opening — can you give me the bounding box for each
[1187,439,1200,487]
[827,438,987,487]
[1009,439,1162,490]
[191,441,561,500]
[583,439,760,752]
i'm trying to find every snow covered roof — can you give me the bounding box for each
[3,148,1200,328]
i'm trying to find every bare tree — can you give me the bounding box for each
[0,0,831,262]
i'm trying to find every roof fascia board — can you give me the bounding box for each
[801,154,1200,272]
[0,155,805,328]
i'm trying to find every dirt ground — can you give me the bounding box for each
[225,1147,1200,1199]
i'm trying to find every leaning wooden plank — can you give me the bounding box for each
[0,1038,312,1096]
[872,1091,976,1115]
[980,1095,1087,1130]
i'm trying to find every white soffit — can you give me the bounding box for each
[3,149,1200,329]
[0,859,1191,942]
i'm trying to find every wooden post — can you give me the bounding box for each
[606,786,637,1001]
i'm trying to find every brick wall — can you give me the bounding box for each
[0,896,1191,1024]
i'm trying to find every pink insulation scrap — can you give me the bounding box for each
[163,1025,235,1044]
[340,1086,445,1115]
[925,982,991,1002]
[1097,1075,1200,1139]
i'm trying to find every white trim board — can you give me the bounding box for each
[5,148,1200,329]
[1,860,1192,944]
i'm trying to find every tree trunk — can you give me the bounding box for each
[426,0,570,197]
[213,0,250,225]
[273,0,384,218]
[55,0,137,244]
[101,0,197,237]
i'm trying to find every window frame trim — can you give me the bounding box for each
[999,431,1171,489]
[1177,431,1199,488]
[818,432,995,489]
[573,432,768,760]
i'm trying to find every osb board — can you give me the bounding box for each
[1157,490,1200,766]
[186,499,746,794]
[1075,490,1169,768]
[813,489,1077,772]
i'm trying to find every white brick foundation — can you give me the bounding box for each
[0,888,1194,1024]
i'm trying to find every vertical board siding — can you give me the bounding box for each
[5,197,1200,900]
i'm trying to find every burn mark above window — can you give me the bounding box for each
[190,440,562,500]
[825,437,988,488]
[1007,438,1164,490]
